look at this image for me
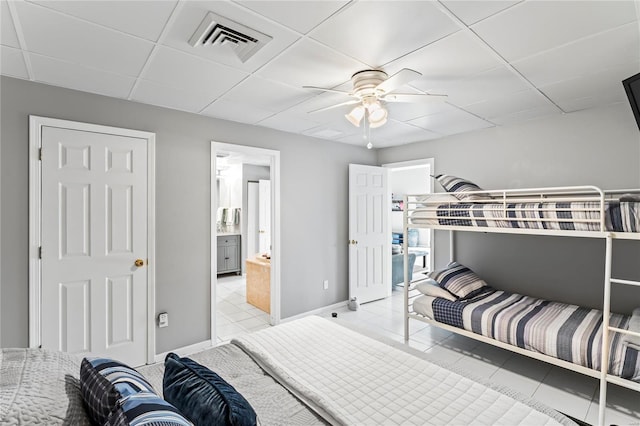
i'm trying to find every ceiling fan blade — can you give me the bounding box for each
[382,93,448,103]
[307,99,360,114]
[302,85,352,96]
[376,68,422,94]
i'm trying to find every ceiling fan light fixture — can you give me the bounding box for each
[345,105,365,127]
[367,101,388,128]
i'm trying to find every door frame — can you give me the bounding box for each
[210,142,281,343]
[382,158,435,272]
[28,116,157,364]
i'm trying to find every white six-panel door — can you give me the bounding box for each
[258,179,271,254]
[247,181,259,258]
[40,125,148,366]
[349,164,391,304]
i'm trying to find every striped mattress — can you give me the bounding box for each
[413,289,640,382]
[410,201,640,232]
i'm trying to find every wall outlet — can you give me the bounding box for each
[323,280,329,290]
[158,312,169,328]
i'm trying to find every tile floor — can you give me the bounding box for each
[215,274,271,343]
[215,278,639,425]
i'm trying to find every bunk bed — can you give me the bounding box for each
[402,176,640,426]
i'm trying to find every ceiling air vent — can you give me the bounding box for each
[189,12,272,63]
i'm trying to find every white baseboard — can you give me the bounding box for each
[153,339,214,364]
[282,300,348,323]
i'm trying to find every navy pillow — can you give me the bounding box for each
[163,353,257,426]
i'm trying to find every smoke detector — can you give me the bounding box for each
[189,12,272,63]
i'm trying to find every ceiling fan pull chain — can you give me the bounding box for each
[365,110,373,150]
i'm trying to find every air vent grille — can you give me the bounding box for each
[189,12,272,63]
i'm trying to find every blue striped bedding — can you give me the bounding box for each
[427,289,640,382]
[410,201,640,232]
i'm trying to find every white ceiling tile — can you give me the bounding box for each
[234,1,349,34]
[365,121,443,148]
[513,23,640,88]
[303,124,351,140]
[441,0,521,25]
[29,53,136,98]
[409,107,494,135]
[490,104,561,126]
[303,113,366,139]
[540,62,640,112]
[1,45,28,79]
[387,31,503,87]
[220,76,314,112]
[201,98,274,124]
[15,1,153,76]
[131,79,218,113]
[281,91,361,129]
[463,89,552,120]
[386,98,453,122]
[310,1,459,67]
[425,66,531,107]
[28,0,178,41]
[142,47,249,99]
[258,37,367,90]
[163,1,300,73]
[472,1,637,61]
[333,133,369,146]
[257,110,321,134]
[1,1,20,48]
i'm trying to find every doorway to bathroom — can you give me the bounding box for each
[211,142,280,344]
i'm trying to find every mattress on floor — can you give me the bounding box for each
[232,316,576,426]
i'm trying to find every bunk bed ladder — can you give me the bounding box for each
[598,235,640,426]
[403,197,410,342]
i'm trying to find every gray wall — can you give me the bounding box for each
[378,103,640,313]
[0,76,376,352]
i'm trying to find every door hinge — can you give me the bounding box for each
[38,148,42,161]
[38,246,42,259]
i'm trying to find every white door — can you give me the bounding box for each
[258,179,271,254]
[41,126,148,366]
[247,181,259,258]
[349,164,391,304]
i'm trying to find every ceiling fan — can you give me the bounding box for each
[303,68,447,129]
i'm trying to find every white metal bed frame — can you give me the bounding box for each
[402,185,640,426]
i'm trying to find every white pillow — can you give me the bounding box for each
[415,279,457,301]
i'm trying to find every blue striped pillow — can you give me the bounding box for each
[428,262,488,299]
[80,357,191,426]
[108,392,192,426]
[434,174,490,200]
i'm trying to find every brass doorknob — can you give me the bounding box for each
[135,259,144,267]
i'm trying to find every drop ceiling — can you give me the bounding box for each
[1,0,639,148]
